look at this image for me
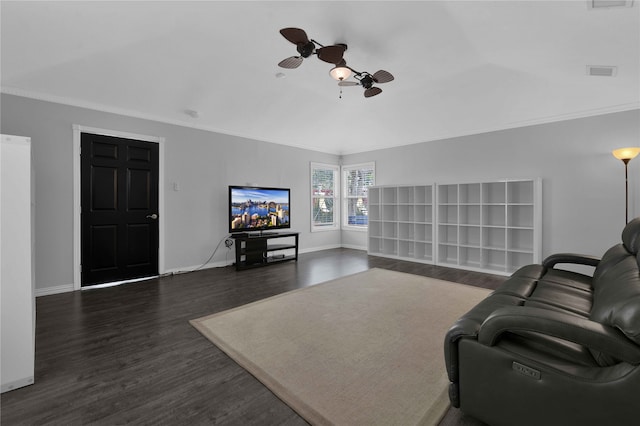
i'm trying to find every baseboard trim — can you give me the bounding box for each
[1,376,34,393]
[163,259,233,275]
[339,244,367,251]
[35,246,367,296]
[35,284,74,297]
[299,244,342,254]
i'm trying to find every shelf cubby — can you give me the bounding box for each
[414,186,431,204]
[507,180,534,204]
[368,205,380,221]
[382,238,397,255]
[439,224,458,245]
[482,182,506,204]
[483,204,506,227]
[459,183,481,204]
[439,184,458,204]
[459,225,481,247]
[508,251,534,272]
[369,187,380,204]
[369,220,382,238]
[382,187,397,204]
[439,205,458,224]
[508,205,534,228]
[398,222,413,240]
[383,222,398,239]
[415,223,432,242]
[439,244,458,264]
[368,237,382,253]
[382,205,397,221]
[460,247,482,268]
[459,204,481,225]
[398,204,412,222]
[483,227,506,250]
[398,186,412,204]
[415,243,433,262]
[482,248,507,272]
[398,240,413,257]
[508,228,534,252]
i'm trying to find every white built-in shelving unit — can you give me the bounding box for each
[368,179,541,276]
[368,185,434,264]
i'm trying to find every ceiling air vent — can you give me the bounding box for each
[588,0,634,8]
[587,65,618,76]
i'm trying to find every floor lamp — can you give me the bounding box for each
[612,147,640,224]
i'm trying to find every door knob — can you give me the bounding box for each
[146,213,158,220]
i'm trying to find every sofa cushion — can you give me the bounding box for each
[527,280,593,316]
[591,252,640,345]
[622,217,640,255]
[537,268,593,292]
[588,219,640,366]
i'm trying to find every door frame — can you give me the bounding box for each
[72,124,165,290]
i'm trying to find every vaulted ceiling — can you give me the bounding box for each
[2,1,639,154]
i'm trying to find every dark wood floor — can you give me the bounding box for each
[1,248,505,425]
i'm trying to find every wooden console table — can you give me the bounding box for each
[231,232,299,271]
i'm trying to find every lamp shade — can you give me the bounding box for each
[612,147,640,161]
[329,66,352,81]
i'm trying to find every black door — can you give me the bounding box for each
[81,133,159,286]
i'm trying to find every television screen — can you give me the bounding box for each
[229,186,290,233]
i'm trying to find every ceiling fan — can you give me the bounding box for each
[278,27,346,69]
[336,65,394,98]
[277,27,394,98]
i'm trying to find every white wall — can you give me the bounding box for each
[0,94,341,294]
[343,109,640,258]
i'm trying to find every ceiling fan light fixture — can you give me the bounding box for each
[329,66,352,81]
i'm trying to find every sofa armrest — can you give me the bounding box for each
[542,253,600,268]
[542,253,601,269]
[478,306,640,364]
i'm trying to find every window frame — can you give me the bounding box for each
[341,162,375,232]
[310,162,340,232]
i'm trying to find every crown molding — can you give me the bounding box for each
[2,86,638,156]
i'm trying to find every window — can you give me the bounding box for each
[310,163,339,232]
[342,162,375,230]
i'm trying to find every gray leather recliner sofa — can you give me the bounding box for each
[444,217,640,426]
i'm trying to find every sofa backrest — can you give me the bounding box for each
[591,218,640,347]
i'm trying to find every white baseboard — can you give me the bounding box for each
[35,246,366,296]
[1,375,34,393]
[339,244,367,251]
[35,283,74,297]
[299,244,342,254]
[162,259,233,275]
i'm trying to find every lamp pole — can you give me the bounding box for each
[612,147,640,225]
[623,158,630,224]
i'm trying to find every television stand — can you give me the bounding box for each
[231,232,299,271]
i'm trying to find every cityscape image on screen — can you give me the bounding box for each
[229,186,290,232]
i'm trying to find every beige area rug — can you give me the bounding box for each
[190,268,491,426]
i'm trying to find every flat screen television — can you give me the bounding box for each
[229,186,290,233]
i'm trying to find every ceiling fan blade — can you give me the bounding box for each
[364,87,382,98]
[338,81,359,87]
[278,56,303,69]
[372,70,394,84]
[280,27,309,45]
[316,45,346,64]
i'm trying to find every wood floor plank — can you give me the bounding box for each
[1,248,501,425]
